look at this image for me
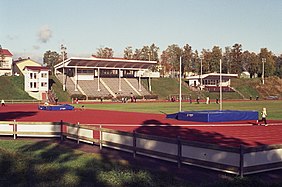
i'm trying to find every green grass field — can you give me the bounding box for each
[1,139,281,187]
[75,100,282,120]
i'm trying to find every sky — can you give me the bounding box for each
[1,0,282,63]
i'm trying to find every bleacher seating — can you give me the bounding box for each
[78,79,110,97]
[56,74,82,95]
[125,78,151,95]
[55,74,152,99]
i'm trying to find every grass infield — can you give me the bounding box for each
[74,100,282,120]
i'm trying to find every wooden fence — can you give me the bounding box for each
[0,120,282,177]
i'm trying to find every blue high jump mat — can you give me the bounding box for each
[38,104,74,111]
[166,110,258,122]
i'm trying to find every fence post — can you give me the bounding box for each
[60,120,64,141]
[13,120,17,140]
[133,130,136,159]
[77,122,80,144]
[99,125,103,150]
[177,136,182,168]
[239,144,244,177]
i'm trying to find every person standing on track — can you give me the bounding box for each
[257,107,268,126]
[1,99,5,106]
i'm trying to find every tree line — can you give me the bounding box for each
[43,43,282,78]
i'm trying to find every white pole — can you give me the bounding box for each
[219,59,223,111]
[138,69,141,91]
[149,75,151,92]
[262,58,265,85]
[75,66,78,91]
[179,57,182,112]
[118,69,121,91]
[97,68,100,91]
[200,57,203,87]
[61,44,66,91]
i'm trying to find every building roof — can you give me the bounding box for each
[186,73,238,80]
[13,58,41,65]
[24,66,50,71]
[0,49,13,57]
[54,56,157,70]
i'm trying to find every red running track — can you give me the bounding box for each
[1,103,282,147]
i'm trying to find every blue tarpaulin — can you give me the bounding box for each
[38,104,74,111]
[166,110,258,122]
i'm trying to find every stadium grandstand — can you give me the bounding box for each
[54,56,159,100]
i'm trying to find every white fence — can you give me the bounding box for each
[0,120,281,177]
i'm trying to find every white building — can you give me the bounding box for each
[24,66,50,100]
[0,48,13,76]
[186,73,238,92]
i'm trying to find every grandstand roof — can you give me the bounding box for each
[55,57,157,70]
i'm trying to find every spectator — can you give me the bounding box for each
[206,96,210,104]
[189,94,192,104]
[196,96,200,104]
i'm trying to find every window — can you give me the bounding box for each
[30,73,33,79]
[34,73,37,79]
[41,82,47,87]
[34,82,37,88]
[41,73,47,78]
[30,82,33,88]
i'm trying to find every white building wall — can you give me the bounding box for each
[24,68,49,100]
[0,56,13,76]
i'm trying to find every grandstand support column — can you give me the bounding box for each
[74,66,78,91]
[118,69,121,91]
[63,67,66,91]
[149,75,151,92]
[97,68,100,91]
[138,69,142,91]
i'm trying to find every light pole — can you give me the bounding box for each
[61,44,67,91]
[262,58,266,85]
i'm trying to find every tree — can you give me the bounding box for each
[222,46,232,73]
[201,49,212,74]
[149,43,159,61]
[96,47,114,58]
[275,54,282,77]
[159,51,171,77]
[43,50,60,74]
[241,51,260,78]
[162,44,183,76]
[131,43,159,61]
[182,44,193,74]
[230,43,243,74]
[259,48,275,77]
[210,46,222,73]
[123,46,134,59]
